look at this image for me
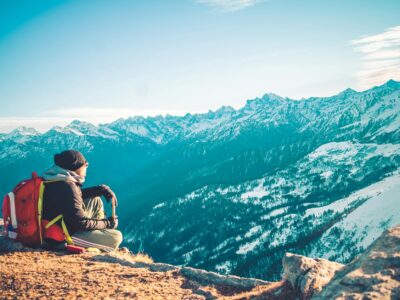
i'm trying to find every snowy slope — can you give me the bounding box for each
[125,140,400,280]
[309,170,400,262]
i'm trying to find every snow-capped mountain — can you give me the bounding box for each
[0,80,399,280]
[0,126,40,143]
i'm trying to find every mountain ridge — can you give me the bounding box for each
[0,79,399,281]
[2,79,399,141]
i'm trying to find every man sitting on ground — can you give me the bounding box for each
[42,149,122,251]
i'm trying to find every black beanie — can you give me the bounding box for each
[54,150,87,171]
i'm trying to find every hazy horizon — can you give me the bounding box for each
[1,78,398,134]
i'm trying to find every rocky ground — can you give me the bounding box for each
[1,219,399,299]
[0,248,295,300]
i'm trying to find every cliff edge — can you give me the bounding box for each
[1,219,399,299]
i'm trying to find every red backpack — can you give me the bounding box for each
[2,172,44,246]
[2,172,73,247]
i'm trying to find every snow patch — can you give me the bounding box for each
[241,181,269,200]
[153,202,166,209]
[215,261,232,274]
[236,239,261,255]
[244,225,262,238]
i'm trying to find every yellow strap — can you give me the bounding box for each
[38,182,45,244]
[45,214,63,229]
[61,218,73,245]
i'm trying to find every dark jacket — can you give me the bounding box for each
[42,180,111,234]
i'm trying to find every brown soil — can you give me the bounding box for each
[0,250,292,300]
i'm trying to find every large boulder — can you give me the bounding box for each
[313,225,400,299]
[282,252,344,299]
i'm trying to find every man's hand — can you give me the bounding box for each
[100,184,118,206]
[107,216,118,229]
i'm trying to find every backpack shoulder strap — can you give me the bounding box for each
[38,182,45,243]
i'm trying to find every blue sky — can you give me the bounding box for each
[0,0,399,132]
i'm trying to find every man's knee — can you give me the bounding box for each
[108,229,123,248]
[83,196,105,219]
[91,196,104,208]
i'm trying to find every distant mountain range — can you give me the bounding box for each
[1,79,399,280]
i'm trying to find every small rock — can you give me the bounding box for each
[0,236,26,252]
[85,247,101,254]
[119,247,130,254]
